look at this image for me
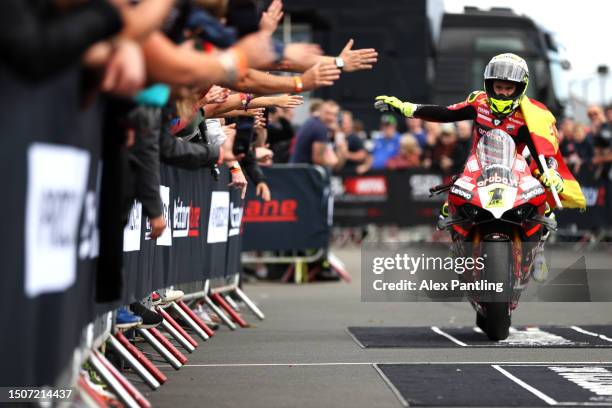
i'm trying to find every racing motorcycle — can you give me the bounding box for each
[430,129,557,341]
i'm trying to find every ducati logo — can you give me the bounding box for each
[493,119,501,126]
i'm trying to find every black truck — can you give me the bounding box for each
[432,6,570,118]
[283,1,570,128]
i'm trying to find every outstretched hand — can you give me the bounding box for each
[302,62,341,91]
[260,0,284,33]
[339,39,378,72]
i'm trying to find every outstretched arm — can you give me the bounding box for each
[374,96,477,122]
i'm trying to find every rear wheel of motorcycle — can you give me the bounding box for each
[479,241,511,341]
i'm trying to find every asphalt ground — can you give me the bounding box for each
[144,245,612,408]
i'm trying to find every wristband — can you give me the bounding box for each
[293,76,304,93]
[240,93,254,111]
[230,163,242,174]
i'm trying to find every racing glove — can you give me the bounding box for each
[374,95,416,117]
[538,168,564,193]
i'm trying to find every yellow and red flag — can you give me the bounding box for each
[520,97,586,209]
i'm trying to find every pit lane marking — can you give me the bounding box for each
[430,326,468,346]
[492,364,558,405]
[571,326,612,343]
[175,362,612,368]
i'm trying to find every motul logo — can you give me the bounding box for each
[344,176,387,195]
[243,199,297,222]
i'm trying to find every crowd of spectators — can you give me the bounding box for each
[3,0,381,338]
[287,96,612,182]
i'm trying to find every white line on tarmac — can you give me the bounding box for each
[431,326,468,346]
[372,364,408,407]
[175,362,612,368]
[344,328,366,349]
[571,326,612,343]
[492,364,558,405]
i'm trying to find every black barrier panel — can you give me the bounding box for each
[1,124,241,388]
[331,169,447,227]
[121,166,238,301]
[0,69,104,387]
[332,168,611,228]
[241,165,331,252]
[226,187,244,278]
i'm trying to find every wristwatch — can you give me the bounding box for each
[334,57,345,69]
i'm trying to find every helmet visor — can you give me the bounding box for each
[484,61,527,83]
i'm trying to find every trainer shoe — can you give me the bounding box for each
[151,291,161,305]
[130,302,163,329]
[115,307,143,330]
[160,289,184,303]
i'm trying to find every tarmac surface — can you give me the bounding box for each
[144,245,612,408]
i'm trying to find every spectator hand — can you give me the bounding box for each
[302,62,341,91]
[254,114,267,129]
[260,0,284,33]
[202,85,230,105]
[149,215,166,239]
[274,94,304,108]
[220,126,245,162]
[245,107,265,117]
[255,147,274,166]
[356,162,370,175]
[102,38,146,96]
[440,156,453,171]
[335,141,348,156]
[256,182,272,201]
[339,39,378,72]
[228,165,248,199]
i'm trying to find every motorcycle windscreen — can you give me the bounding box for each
[476,131,519,218]
[476,130,516,169]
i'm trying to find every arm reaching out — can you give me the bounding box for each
[234,63,340,94]
[374,95,476,122]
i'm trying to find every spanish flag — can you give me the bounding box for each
[520,97,586,209]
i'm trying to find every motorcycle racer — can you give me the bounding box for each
[374,53,586,280]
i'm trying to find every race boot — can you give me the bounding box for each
[531,205,555,282]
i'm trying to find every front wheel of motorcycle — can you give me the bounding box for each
[478,241,512,341]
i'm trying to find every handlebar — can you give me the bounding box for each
[429,175,459,197]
